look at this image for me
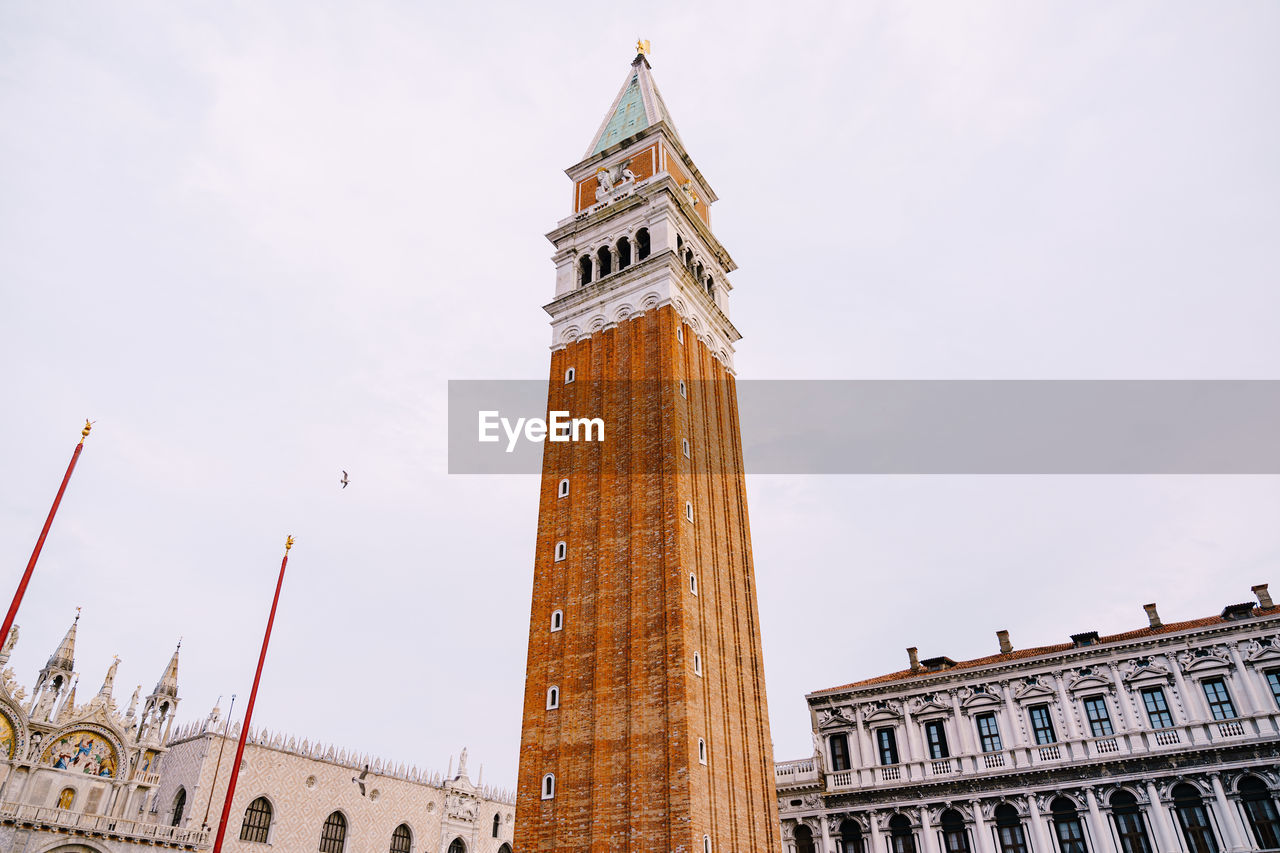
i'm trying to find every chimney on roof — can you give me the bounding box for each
[996,630,1013,655]
[1253,584,1273,609]
[907,647,921,672]
[1144,603,1163,629]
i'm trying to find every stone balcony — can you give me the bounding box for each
[797,712,1271,794]
[0,800,209,849]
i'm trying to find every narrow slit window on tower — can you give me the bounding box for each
[679,380,687,398]
[554,541,567,562]
[616,237,631,269]
[558,478,569,498]
[637,228,650,260]
[597,246,612,277]
[704,836,711,853]
[685,501,694,522]
[677,326,684,344]
[541,774,555,800]
[564,367,575,384]
[547,686,559,709]
[698,738,707,765]
[694,652,703,676]
[578,255,591,287]
[690,573,698,595]
[683,438,691,458]
[550,610,563,632]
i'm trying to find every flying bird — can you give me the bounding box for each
[352,764,368,796]
[340,470,349,489]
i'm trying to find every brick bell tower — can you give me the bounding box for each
[514,46,781,853]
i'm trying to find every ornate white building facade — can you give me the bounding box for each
[776,584,1280,853]
[0,614,514,853]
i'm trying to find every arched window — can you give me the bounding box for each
[541,773,555,799]
[1109,790,1152,853]
[940,809,969,853]
[1050,797,1087,853]
[171,787,187,827]
[685,501,694,522]
[695,262,705,284]
[320,811,347,853]
[597,246,612,277]
[703,835,712,853]
[706,276,715,299]
[448,839,466,853]
[994,804,1027,853]
[889,813,917,853]
[578,255,592,287]
[558,478,570,497]
[697,738,707,764]
[616,238,631,270]
[564,367,575,384]
[547,686,560,709]
[498,846,512,853]
[689,572,698,595]
[637,228,651,260]
[240,796,273,843]
[57,787,75,810]
[1172,784,1219,853]
[840,818,865,853]
[794,825,816,853]
[550,610,563,632]
[390,823,412,853]
[555,541,566,562]
[1240,776,1280,849]
[493,812,502,838]
[693,651,702,676]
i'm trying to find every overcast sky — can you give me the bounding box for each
[2,2,1278,791]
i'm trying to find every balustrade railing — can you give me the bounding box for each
[0,801,209,847]
[1218,720,1246,738]
[881,765,902,781]
[930,759,955,775]
[1037,744,1062,762]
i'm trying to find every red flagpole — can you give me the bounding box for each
[211,536,294,853]
[0,420,92,648]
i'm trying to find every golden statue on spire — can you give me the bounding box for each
[636,39,650,57]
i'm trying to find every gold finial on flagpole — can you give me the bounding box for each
[636,39,650,57]
[80,420,93,445]
[285,536,295,552]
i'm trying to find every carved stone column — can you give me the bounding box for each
[1208,772,1248,852]
[1083,787,1116,853]
[1143,780,1178,853]
[970,800,995,853]
[1024,794,1052,853]
[868,810,883,853]
[919,805,941,853]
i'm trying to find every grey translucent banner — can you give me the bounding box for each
[447,380,1280,474]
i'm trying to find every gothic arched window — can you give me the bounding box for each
[320,811,348,853]
[493,812,502,838]
[542,773,555,799]
[794,825,816,853]
[171,787,186,827]
[1172,784,1219,853]
[1109,790,1152,853]
[240,796,273,843]
[994,804,1027,853]
[390,823,412,853]
[636,228,650,260]
[940,809,969,853]
[578,255,592,287]
[547,686,560,709]
[57,787,75,810]
[597,246,612,277]
[448,838,466,853]
[888,814,917,853]
[617,237,631,270]
[1050,797,1087,853]
[1240,776,1280,849]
